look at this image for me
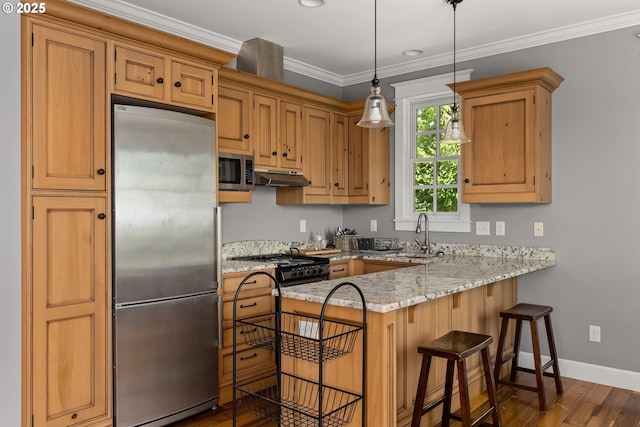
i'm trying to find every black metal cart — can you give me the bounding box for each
[232,271,367,427]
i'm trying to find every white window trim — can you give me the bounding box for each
[391,70,474,233]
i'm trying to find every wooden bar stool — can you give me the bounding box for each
[411,330,501,427]
[493,303,563,411]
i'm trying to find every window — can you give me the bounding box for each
[391,71,472,232]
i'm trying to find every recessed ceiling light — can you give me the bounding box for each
[298,0,326,7]
[403,49,423,57]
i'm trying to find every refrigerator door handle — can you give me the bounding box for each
[215,206,223,348]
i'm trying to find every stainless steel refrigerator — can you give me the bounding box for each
[113,105,219,427]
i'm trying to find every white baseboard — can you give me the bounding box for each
[518,351,640,392]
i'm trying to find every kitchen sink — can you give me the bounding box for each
[387,251,445,259]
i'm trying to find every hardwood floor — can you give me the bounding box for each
[172,377,640,427]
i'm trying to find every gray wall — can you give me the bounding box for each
[342,27,640,373]
[0,11,23,427]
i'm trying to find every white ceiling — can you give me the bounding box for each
[70,0,640,86]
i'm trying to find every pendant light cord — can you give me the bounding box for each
[373,0,379,85]
[452,0,457,105]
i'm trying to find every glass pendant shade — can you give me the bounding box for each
[441,105,470,144]
[357,81,394,128]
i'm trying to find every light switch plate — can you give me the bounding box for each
[476,221,490,236]
[496,221,506,236]
[300,219,306,233]
[370,219,377,232]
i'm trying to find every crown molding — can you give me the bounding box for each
[65,0,640,87]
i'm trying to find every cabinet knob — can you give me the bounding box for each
[157,77,164,84]
[272,151,277,156]
[97,168,105,175]
[282,152,288,158]
[243,134,250,139]
[174,81,182,88]
[71,413,78,420]
[334,182,339,187]
[98,213,106,220]
[464,178,470,183]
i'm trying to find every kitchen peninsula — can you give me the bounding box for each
[267,252,555,427]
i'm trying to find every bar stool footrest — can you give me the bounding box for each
[497,378,539,393]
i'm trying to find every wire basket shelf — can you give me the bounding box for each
[236,311,363,364]
[237,372,362,427]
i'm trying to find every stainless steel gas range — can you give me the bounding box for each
[232,253,330,286]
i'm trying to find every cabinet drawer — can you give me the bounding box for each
[114,45,166,100]
[221,315,274,349]
[329,261,349,279]
[222,271,274,294]
[222,294,272,322]
[221,346,273,377]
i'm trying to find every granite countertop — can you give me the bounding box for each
[222,252,556,314]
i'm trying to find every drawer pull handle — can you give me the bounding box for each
[240,327,257,335]
[332,268,346,272]
[240,352,258,361]
[244,280,258,285]
[240,302,258,309]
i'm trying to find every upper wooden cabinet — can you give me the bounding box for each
[113,44,217,112]
[31,22,107,191]
[278,100,304,171]
[218,83,252,154]
[347,116,391,205]
[252,93,279,167]
[331,113,349,200]
[454,67,563,203]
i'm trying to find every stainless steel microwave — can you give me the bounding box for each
[218,152,254,191]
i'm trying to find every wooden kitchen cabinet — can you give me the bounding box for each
[331,113,350,201]
[453,67,563,203]
[217,83,252,153]
[347,115,391,205]
[278,100,304,171]
[114,43,217,112]
[31,196,110,427]
[329,259,350,279]
[218,269,276,404]
[252,93,279,167]
[31,22,107,191]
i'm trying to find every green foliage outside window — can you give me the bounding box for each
[414,103,461,214]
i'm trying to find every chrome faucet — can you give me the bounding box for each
[415,212,430,254]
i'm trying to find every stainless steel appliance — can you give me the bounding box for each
[218,152,254,191]
[232,254,330,286]
[113,105,220,427]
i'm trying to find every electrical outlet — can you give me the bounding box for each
[300,219,306,233]
[370,219,377,232]
[475,221,490,236]
[496,221,506,236]
[534,222,544,237]
[589,325,601,343]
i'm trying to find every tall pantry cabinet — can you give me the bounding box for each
[21,2,235,427]
[25,19,112,427]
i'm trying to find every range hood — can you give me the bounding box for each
[254,168,311,187]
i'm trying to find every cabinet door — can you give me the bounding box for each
[280,100,303,171]
[348,116,370,197]
[32,24,107,191]
[218,83,251,153]
[170,60,215,112]
[253,94,279,167]
[332,113,349,196]
[303,107,331,196]
[32,196,109,427]
[461,89,536,201]
[114,44,166,100]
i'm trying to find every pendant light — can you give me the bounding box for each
[357,0,394,128]
[441,0,470,144]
